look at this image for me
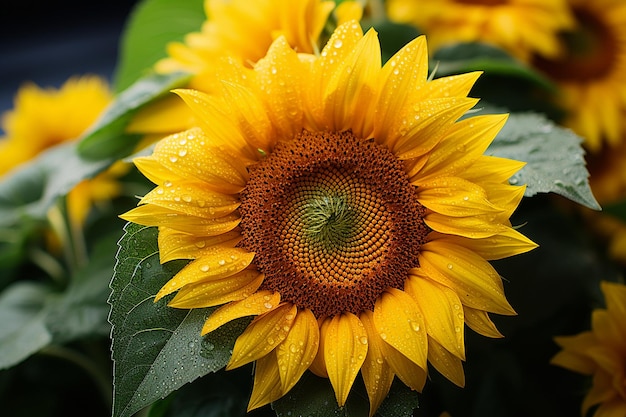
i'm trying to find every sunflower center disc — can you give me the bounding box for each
[239,130,430,317]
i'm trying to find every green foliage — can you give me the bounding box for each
[0,232,119,369]
[110,223,250,417]
[273,374,418,417]
[488,111,600,210]
[78,71,191,160]
[113,0,205,92]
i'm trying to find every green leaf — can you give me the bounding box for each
[77,71,191,160]
[110,223,249,417]
[487,111,600,210]
[44,232,121,343]
[433,42,554,90]
[0,141,112,226]
[113,0,205,92]
[0,282,53,370]
[147,368,251,417]
[272,373,418,417]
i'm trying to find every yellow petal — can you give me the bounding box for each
[254,36,305,141]
[463,305,503,338]
[427,229,537,261]
[248,353,283,411]
[461,155,525,185]
[219,81,274,152]
[276,308,320,394]
[126,94,195,134]
[417,176,503,218]
[308,20,363,126]
[424,211,508,239]
[158,227,241,263]
[140,180,240,218]
[321,28,381,137]
[551,350,596,375]
[602,281,626,319]
[155,248,255,301]
[227,303,297,370]
[360,311,395,417]
[375,35,428,146]
[152,127,249,194]
[373,288,428,370]
[202,290,281,335]
[168,270,264,308]
[382,342,427,392]
[418,240,516,315]
[134,155,185,185]
[405,273,465,359]
[428,338,465,387]
[324,312,368,406]
[309,317,331,378]
[121,205,241,236]
[173,90,258,162]
[393,97,479,160]
[415,114,508,182]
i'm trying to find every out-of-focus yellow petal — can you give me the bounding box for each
[360,311,395,417]
[155,248,255,301]
[276,308,320,393]
[324,312,368,406]
[126,94,196,134]
[202,291,281,335]
[373,288,427,370]
[228,303,297,369]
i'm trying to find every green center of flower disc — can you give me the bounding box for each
[239,130,430,317]
[533,7,618,81]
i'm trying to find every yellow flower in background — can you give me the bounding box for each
[552,281,626,417]
[532,0,626,152]
[386,0,573,62]
[0,76,124,226]
[122,21,536,415]
[129,0,362,135]
[0,76,111,175]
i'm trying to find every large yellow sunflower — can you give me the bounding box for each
[0,76,124,226]
[129,0,361,135]
[552,281,626,417]
[386,0,573,62]
[532,0,626,152]
[122,21,536,414]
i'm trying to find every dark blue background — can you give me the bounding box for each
[0,1,139,133]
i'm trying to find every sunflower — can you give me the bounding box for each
[0,76,124,226]
[128,0,362,135]
[552,281,626,417]
[532,0,626,152]
[122,21,536,414]
[386,0,573,62]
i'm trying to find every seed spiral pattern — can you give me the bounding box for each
[239,130,430,317]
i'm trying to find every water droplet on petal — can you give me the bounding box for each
[169,156,178,163]
[447,263,454,270]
